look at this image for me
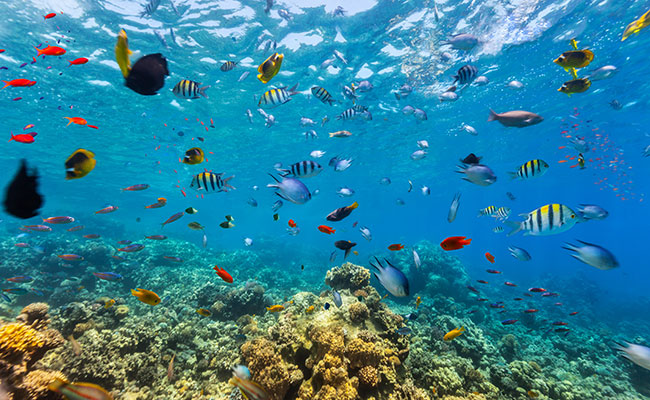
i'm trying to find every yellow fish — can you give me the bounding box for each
[183,147,204,165]
[305,305,315,314]
[622,9,650,41]
[415,296,421,310]
[104,299,115,309]
[131,288,161,306]
[48,378,113,400]
[196,308,212,317]
[558,78,591,96]
[553,49,594,71]
[257,52,283,84]
[266,305,284,312]
[65,149,96,180]
[115,29,133,79]
[443,326,465,341]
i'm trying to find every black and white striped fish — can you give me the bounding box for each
[493,226,504,233]
[477,206,497,217]
[493,206,511,221]
[506,204,578,236]
[277,161,323,178]
[220,61,237,72]
[352,105,368,113]
[336,107,356,120]
[311,86,336,105]
[509,159,549,180]
[141,0,161,16]
[172,80,209,99]
[258,84,299,108]
[453,65,478,84]
[190,172,235,193]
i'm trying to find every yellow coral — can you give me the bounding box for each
[0,323,44,358]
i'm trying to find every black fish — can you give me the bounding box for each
[326,202,358,222]
[334,240,357,259]
[460,153,482,165]
[3,160,43,219]
[125,53,169,95]
[453,65,478,84]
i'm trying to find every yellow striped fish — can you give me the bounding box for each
[190,172,235,193]
[506,204,578,236]
[172,80,209,99]
[220,61,237,71]
[311,86,336,105]
[230,368,270,400]
[477,206,497,217]
[493,206,511,221]
[509,159,549,180]
[258,84,299,108]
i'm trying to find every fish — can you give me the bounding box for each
[453,65,478,84]
[121,184,149,191]
[230,366,271,400]
[577,204,608,220]
[558,78,591,96]
[509,159,549,180]
[475,76,489,85]
[329,130,352,138]
[501,319,518,325]
[35,45,66,57]
[131,288,161,305]
[508,246,531,261]
[6,276,34,283]
[413,109,427,121]
[529,287,547,293]
[117,240,132,245]
[266,305,284,312]
[58,254,84,261]
[68,57,89,66]
[243,238,253,246]
[485,252,495,263]
[124,53,169,96]
[439,91,458,102]
[277,161,322,178]
[486,269,501,274]
[257,52,283,84]
[443,327,465,341]
[43,216,74,224]
[197,308,212,317]
[190,172,235,193]
[553,50,594,71]
[460,153,482,165]
[3,160,43,219]
[336,108,357,121]
[332,291,342,307]
[311,86,336,105]
[2,288,29,295]
[1,79,37,89]
[457,164,497,186]
[334,240,357,259]
[167,354,176,382]
[326,202,358,221]
[462,124,478,136]
[369,257,409,297]
[614,342,650,370]
[183,148,204,165]
[214,266,233,283]
[318,225,336,234]
[161,212,184,227]
[48,378,112,400]
[388,244,404,251]
[397,327,412,335]
[360,226,372,241]
[478,206,497,217]
[145,235,167,240]
[145,198,167,209]
[173,80,209,99]
[336,187,354,197]
[23,224,51,232]
[506,204,578,236]
[258,84,300,108]
[115,29,133,78]
[287,219,297,228]
[92,272,122,281]
[68,334,82,356]
[587,65,617,81]
[95,205,118,214]
[562,240,619,270]
[188,222,204,231]
[117,243,145,252]
[413,250,421,270]
[622,9,650,41]
[44,12,56,19]
[447,192,461,223]
[421,186,431,196]
[443,33,479,50]
[163,256,183,262]
[65,149,96,180]
[577,153,585,169]
[494,207,511,221]
[273,214,279,221]
[267,175,311,205]
[410,150,427,161]
[440,236,471,251]
[504,281,517,287]
[185,207,198,214]
[64,117,88,127]
[488,109,543,128]
[104,299,115,309]
[220,61,237,71]
[9,133,35,143]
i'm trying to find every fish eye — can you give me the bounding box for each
[570,214,575,218]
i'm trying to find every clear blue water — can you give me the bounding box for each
[1,0,649,396]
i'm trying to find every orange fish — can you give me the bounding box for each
[1,79,36,89]
[145,198,167,209]
[288,219,297,228]
[64,117,87,126]
[9,133,35,144]
[440,236,472,251]
[57,254,84,261]
[485,252,495,263]
[388,244,404,251]
[35,45,66,57]
[44,13,56,19]
[213,266,233,283]
[68,58,89,66]
[318,225,336,234]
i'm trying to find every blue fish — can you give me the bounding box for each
[332,290,342,308]
[1,293,11,303]
[369,257,409,297]
[30,288,44,296]
[92,272,123,281]
[2,288,29,295]
[323,302,330,310]
[267,175,311,205]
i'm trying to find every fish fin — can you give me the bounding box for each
[344,248,350,259]
[507,171,518,180]
[570,68,578,79]
[452,75,459,83]
[0,81,9,90]
[33,46,43,57]
[288,83,299,95]
[199,86,210,98]
[8,133,14,142]
[277,169,290,177]
[274,192,289,201]
[487,109,498,122]
[349,201,358,210]
[505,221,523,237]
[561,243,577,252]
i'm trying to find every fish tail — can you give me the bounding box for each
[63,117,72,126]
[487,109,497,122]
[48,378,69,393]
[8,133,14,142]
[349,201,358,209]
[288,83,299,95]
[0,80,10,90]
[507,171,518,180]
[34,46,44,57]
[199,85,210,99]
[505,221,523,237]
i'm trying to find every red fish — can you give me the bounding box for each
[524,309,539,313]
[64,117,87,126]
[67,225,84,232]
[528,287,546,293]
[0,49,5,53]
[504,281,517,287]
[145,198,167,209]
[121,184,149,191]
[569,311,579,316]
[87,125,99,129]
[44,13,56,19]
[485,252,495,263]
[15,243,30,248]
[552,321,568,326]
[9,133,35,144]
[1,79,36,89]
[161,212,184,227]
[388,243,405,251]
[486,269,501,274]
[83,234,100,239]
[477,280,489,284]
[95,206,118,214]
[288,219,297,228]
[35,45,66,57]
[68,58,89,66]
[318,225,335,234]
[440,236,471,251]
[57,254,84,261]
[213,266,233,283]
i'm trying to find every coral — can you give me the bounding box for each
[325,262,370,291]
[348,301,369,323]
[240,338,290,400]
[114,305,129,319]
[16,303,50,329]
[499,334,519,362]
[23,370,67,399]
[0,323,44,362]
[358,365,380,387]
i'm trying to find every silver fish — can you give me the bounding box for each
[421,186,430,196]
[457,164,497,186]
[563,240,619,270]
[300,117,316,127]
[238,71,250,82]
[413,249,421,270]
[614,342,650,371]
[588,65,617,81]
[448,192,461,223]
[508,246,531,261]
[411,150,427,160]
[333,49,347,64]
[488,109,543,128]
[443,33,479,50]
[332,290,342,307]
[267,175,311,204]
[272,200,283,212]
[370,257,409,297]
[337,187,354,197]
[359,226,372,241]
[413,108,427,121]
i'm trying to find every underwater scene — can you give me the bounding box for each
[1,0,650,399]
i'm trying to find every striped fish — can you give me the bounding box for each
[220,61,237,71]
[172,80,209,99]
[258,84,298,108]
[352,105,368,113]
[141,0,161,16]
[509,159,549,180]
[277,161,322,178]
[506,204,578,236]
[231,376,270,400]
[336,107,356,120]
[311,86,336,105]
[493,206,511,221]
[493,226,504,233]
[477,206,497,217]
[190,172,235,193]
[453,65,478,84]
